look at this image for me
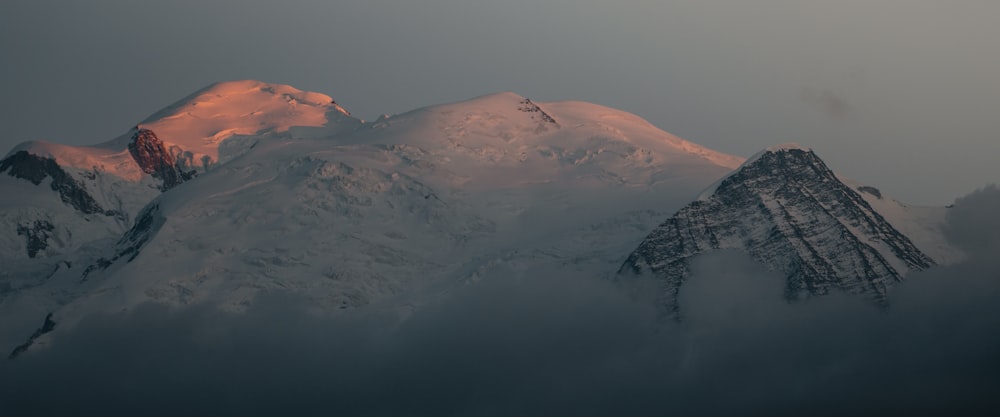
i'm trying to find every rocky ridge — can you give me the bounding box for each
[127,129,195,191]
[620,146,937,314]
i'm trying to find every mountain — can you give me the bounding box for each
[0,82,744,355]
[619,144,962,315]
[1,81,363,265]
[1,81,967,357]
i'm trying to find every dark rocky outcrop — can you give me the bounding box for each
[16,220,55,258]
[621,147,935,314]
[128,129,195,191]
[858,185,883,199]
[8,313,56,359]
[1,151,118,217]
[82,203,164,281]
[518,99,557,124]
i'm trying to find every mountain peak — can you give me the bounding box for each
[143,80,352,121]
[763,142,810,152]
[698,145,820,201]
[738,143,814,171]
[624,145,936,314]
[135,80,360,166]
[4,81,364,181]
[418,91,556,123]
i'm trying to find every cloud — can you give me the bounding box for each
[2,190,1000,416]
[945,184,1000,256]
[799,87,851,119]
[0,276,677,417]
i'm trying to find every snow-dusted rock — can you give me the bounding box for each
[621,146,949,314]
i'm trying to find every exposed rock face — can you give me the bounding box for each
[857,185,883,199]
[15,220,55,258]
[8,313,56,359]
[621,147,935,314]
[0,151,117,217]
[518,98,558,125]
[114,202,164,263]
[81,203,164,281]
[128,129,195,191]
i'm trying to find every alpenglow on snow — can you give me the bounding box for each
[0,81,961,356]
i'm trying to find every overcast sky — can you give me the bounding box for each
[2,0,998,204]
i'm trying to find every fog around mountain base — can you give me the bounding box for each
[1,186,998,416]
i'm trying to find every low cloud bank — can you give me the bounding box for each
[946,184,1000,257]
[2,187,999,416]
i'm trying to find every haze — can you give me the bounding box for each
[2,0,998,204]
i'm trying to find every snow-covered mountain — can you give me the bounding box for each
[1,81,746,356]
[0,80,967,357]
[0,81,363,265]
[619,145,962,315]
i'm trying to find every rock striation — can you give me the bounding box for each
[621,146,935,314]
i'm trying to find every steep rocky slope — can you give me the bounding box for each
[620,145,943,314]
[1,83,742,355]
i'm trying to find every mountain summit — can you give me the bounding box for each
[0,81,363,262]
[134,80,360,167]
[0,82,964,357]
[2,81,748,355]
[620,145,940,314]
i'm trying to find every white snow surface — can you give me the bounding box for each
[842,177,965,265]
[0,82,962,355]
[81,92,740,309]
[1,83,744,352]
[0,81,364,266]
[7,80,362,176]
[135,80,360,167]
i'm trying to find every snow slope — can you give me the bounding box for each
[621,146,960,315]
[0,81,364,352]
[10,80,361,176]
[1,84,743,355]
[1,81,364,261]
[0,81,963,356]
[133,80,360,167]
[841,178,964,265]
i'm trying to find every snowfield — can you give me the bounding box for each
[0,81,962,356]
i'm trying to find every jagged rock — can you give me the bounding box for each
[8,313,56,359]
[0,150,118,217]
[518,98,558,124]
[81,203,164,281]
[621,146,935,314]
[15,220,55,258]
[857,185,883,199]
[128,129,195,191]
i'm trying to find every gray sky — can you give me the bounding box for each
[2,0,998,204]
